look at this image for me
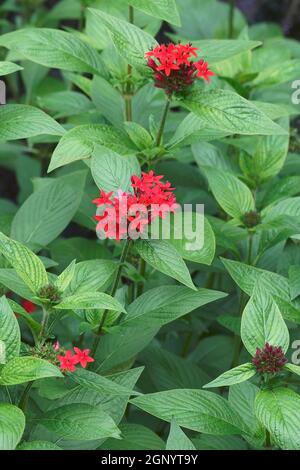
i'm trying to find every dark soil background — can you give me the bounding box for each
[1,0,300,205]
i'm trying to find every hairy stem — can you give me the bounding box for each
[91,239,132,358]
[38,305,50,344]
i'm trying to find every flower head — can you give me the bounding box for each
[73,347,94,368]
[252,343,287,374]
[57,350,78,372]
[22,299,36,314]
[93,171,177,240]
[146,42,215,95]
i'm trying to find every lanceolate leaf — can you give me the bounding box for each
[0,105,64,141]
[48,125,134,173]
[166,421,196,450]
[11,171,87,248]
[131,389,245,435]
[0,357,62,385]
[87,9,157,72]
[0,61,23,76]
[122,286,227,328]
[0,28,103,74]
[135,240,196,290]
[38,404,121,440]
[241,284,290,356]
[54,292,126,312]
[0,232,48,294]
[255,388,300,450]
[203,363,256,389]
[125,0,181,26]
[67,368,137,397]
[202,166,255,219]
[0,404,25,450]
[0,296,20,362]
[180,89,287,136]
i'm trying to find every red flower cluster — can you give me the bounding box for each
[252,343,287,374]
[57,347,94,372]
[146,42,214,95]
[93,171,177,240]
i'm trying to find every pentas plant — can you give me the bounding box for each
[0,0,300,453]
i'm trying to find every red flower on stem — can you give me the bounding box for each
[146,42,215,95]
[93,171,178,240]
[73,347,95,368]
[57,350,78,372]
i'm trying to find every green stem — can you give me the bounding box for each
[18,381,33,412]
[136,258,146,297]
[228,0,236,38]
[38,305,50,344]
[265,429,272,449]
[90,239,132,358]
[156,99,170,147]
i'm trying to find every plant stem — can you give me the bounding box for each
[265,429,272,449]
[90,239,132,358]
[125,5,134,122]
[228,0,236,38]
[136,258,146,297]
[18,381,33,412]
[38,305,50,344]
[156,99,170,147]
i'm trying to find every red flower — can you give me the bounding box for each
[73,347,94,368]
[92,190,113,206]
[93,171,178,240]
[22,299,36,314]
[146,42,214,95]
[57,350,78,372]
[252,343,287,374]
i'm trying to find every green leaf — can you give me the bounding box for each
[65,260,117,295]
[192,39,261,65]
[122,286,226,328]
[101,423,164,450]
[38,404,121,440]
[54,260,76,293]
[241,284,290,356]
[0,28,103,74]
[124,121,153,150]
[229,382,265,447]
[222,258,290,301]
[284,363,300,377]
[166,421,196,450]
[169,212,215,265]
[135,240,196,290]
[87,9,157,72]
[7,299,41,338]
[0,269,36,301]
[0,61,23,76]
[91,76,125,128]
[54,292,126,312]
[0,356,62,385]
[253,59,300,87]
[0,296,20,362]
[203,166,255,219]
[125,0,181,26]
[255,388,300,450]
[91,147,139,193]
[0,404,25,450]
[17,441,62,450]
[289,265,300,301]
[203,363,256,389]
[0,105,64,141]
[11,171,87,249]
[48,125,134,173]
[67,368,137,397]
[180,89,287,136]
[131,389,244,435]
[0,232,48,294]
